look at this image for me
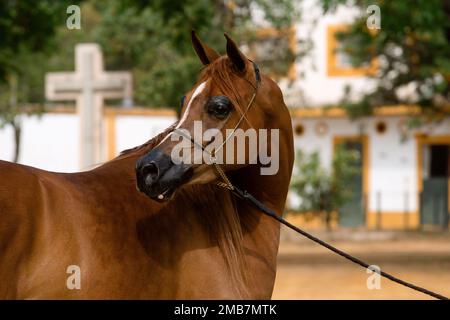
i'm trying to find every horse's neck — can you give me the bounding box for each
[89,153,165,221]
[76,150,282,298]
[232,163,292,215]
[235,123,294,214]
[90,156,251,298]
[223,142,294,298]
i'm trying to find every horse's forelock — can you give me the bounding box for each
[200,57,251,116]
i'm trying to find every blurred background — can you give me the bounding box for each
[0,0,449,299]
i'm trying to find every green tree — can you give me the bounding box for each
[289,146,360,230]
[0,0,79,162]
[320,0,450,122]
[65,0,300,112]
[0,0,298,161]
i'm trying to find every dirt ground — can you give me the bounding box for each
[272,231,450,299]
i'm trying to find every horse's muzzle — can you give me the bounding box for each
[135,148,193,202]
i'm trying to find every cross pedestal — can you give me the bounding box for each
[45,43,132,169]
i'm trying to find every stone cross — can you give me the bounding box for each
[45,43,132,169]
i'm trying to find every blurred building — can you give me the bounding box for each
[0,1,449,230]
[277,2,449,230]
[0,107,176,172]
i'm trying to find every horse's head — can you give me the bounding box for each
[136,31,293,201]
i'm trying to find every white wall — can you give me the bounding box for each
[1,110,449,215]
[0,113,79,172]
[0,112,176,173]
[0,122,14,162]
[281,0,376,107]
[293,116,368,168]
[368,117,417,212]
[294,115,450,213]
[114,115,176,155]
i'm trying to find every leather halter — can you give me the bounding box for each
[172,61,261,190]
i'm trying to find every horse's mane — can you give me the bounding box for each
[116,122,178,159]
[164,183,249,298]
[112,119,249,297]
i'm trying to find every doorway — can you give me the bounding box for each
[334,136,368,227]
[418,136,450,228]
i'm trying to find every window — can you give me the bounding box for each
[245,28,297,80]
[327,24,377,77]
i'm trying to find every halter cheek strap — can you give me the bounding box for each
[213,64,260,157]
[252,61,261,83]
[172,61,261,190]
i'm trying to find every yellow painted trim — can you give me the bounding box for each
[43,106,76,114]
[106,114,116,160]
[327,24,378,77]
[41,106,177,117]
[363,136,369,197]
[29,104,421,118]
[290,105,421,118]
[285,211,339,230]
[286,211,420,230]
[103,107,176,117]
[251,27,297,80]
[367,211,420,230]
[291,107,347,118]
[374,105,421,116]
[415,134,450,220]
[333,135,370,225]
[415,134,450,192]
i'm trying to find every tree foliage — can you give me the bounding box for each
[320,0,450,121]
[0,0,298,160]
[36,0,298,112]
[289,146,361,229]
[0,1,76,80]
[0,0,79,161]
[86,0,298,111]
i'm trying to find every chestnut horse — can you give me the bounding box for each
[0,32,293,299]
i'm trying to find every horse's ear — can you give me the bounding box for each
[191,30,220,65]
[224,33,247,72]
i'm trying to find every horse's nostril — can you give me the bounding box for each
[141,162,159,185]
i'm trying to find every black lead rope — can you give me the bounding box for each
[179,60,447,300]
[230,186,449,300]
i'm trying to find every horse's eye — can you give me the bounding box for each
[206,96,233,119]
[180,95,186,108]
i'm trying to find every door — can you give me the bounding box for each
[420,145,450,228]
[335,138,366,227]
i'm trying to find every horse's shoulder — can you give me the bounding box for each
[0,160,50,205]
[0,162,41,246]
[0,159,41,182]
